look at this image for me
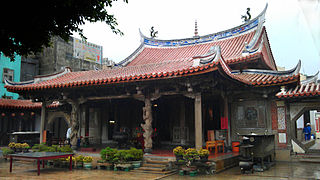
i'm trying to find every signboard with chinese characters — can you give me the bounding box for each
[73,37,103,64]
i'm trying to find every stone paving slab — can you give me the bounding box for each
[1,158,320,180]
[0,159,166,180]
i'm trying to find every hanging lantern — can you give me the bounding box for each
[1,113,5,117]
[31,112,35,116]
[20,112,24,116]
[12,113,16,117]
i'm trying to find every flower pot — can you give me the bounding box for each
[199,155,208,162]
[83,162,92,169]
[106,163,114,170]
[175,155,184,162]
[130,161,142,169]
[76,162,83,169]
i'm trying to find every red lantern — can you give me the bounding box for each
[20,112,24,116]
[12,113,16,117]
[1,113,5,117]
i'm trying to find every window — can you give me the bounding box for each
[3,68,14,82]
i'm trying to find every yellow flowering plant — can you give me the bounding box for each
[198,148,210,157]
[66,156,75,162]
[183,148,199,161]
[83,156,93,163]
[173,146,185,156]
[8,142,15,148]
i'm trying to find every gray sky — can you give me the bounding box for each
[76,0,320,75]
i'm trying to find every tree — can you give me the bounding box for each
[0,0,127,61]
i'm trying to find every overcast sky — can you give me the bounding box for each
[76,0,320,76]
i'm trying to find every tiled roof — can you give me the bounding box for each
[5,61,220,92]
[276,83,320,98]
[218,57,300,87]
[276,72,320,98]
[0,99,59,109]
[5,5,292,92]
[126,30,255,67]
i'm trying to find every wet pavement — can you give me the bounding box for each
[1,159,320,179]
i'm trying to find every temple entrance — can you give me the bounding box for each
[47,117,69,145]
[152,95,195,149]
[202,95,225,142]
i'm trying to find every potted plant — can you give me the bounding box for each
[113,150,133,171]
[1,147,14,160]
[100,147,117,170]
[21,143,30,152]
[83,156,93,169]
[75,155,84,168]
[14,143,23,152]
[198,148,210,162]
[8,142,16,152]
[128,147,143,168]
[183,148,199,166]
[173,146,185,161]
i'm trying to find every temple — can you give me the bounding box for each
[4,4,319,156]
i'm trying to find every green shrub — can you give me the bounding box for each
[129,147,143,161]
[58,145,73,153]
[113,150,134,163]
[100,147,117,162]
[31,143,49,152]
[2,148,14,156]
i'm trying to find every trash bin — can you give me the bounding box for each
[232,141,240,152]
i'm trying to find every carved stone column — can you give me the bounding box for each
[141,97,153,153]
[70,100,80,148]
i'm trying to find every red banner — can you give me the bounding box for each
[221,117,228,129]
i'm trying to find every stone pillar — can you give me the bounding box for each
[141,97,153,153]
[180,100,186,145]
[40,101,46,143]
[70,101,80,148]
[194,93,203,150]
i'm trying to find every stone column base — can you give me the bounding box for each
[144,148,152,154]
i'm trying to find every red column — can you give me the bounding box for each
[69,155,73,171]
[9,156,12,172]
[37,159,40,176]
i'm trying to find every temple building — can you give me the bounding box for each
[4,5,319,156]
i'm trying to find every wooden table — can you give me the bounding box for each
[9,152,74,175]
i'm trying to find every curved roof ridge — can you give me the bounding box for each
[5,66,72,86]
[231,60,301,76]
[140,4,267,48]
[301,71,319,85]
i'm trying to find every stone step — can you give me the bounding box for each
[137,166,166,172]
[293,154,320,158]
[131,169,176,175]
[299,158,320,163]
[142,163,166,168]
[145,159,169,165]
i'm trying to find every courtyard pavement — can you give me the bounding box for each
[1,158,320,180]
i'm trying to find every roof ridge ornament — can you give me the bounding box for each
[192,46,221,66]
[150,26,158,39]
[241,8,252,23]
[301,71,319,85]
[242,3,268,54]
[194,20,199,38]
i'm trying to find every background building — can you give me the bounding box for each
[24,36,103,76]
[0,53,21,99]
